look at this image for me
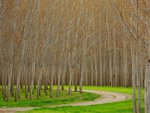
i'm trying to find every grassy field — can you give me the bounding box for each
[20,86,145,113]
[0,89,99,108]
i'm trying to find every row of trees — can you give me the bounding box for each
[114,0,150,113]
[0,0,150,113]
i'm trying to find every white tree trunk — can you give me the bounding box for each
[131,44,137,113]
[145,40,150,113]
[146,61,150,113]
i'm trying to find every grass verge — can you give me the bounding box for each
[0,88,99,108]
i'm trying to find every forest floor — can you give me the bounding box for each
[0,88,131,113]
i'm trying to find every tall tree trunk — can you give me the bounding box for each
[80,57,85,94]
[146,60,150,113]
[74,66,78,92]
[145,41,150,113]
[7,63,13,101]
[56,67,61,97]
[15,65,21,102]
[30,62,35,100]
[91,59,94,86]
[68,67,73,95]
[61,65,66,91]
[37,67,42,99]
[94,54,98,86]
[50,65,55,98]
[131,45,137,113]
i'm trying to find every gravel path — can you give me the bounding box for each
[0,90,131,113]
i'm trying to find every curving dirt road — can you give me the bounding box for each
[0,90,131,113]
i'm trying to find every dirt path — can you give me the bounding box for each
[0,90,131,113]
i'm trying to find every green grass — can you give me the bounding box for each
[20,86,145,113]
[0,88,99,108]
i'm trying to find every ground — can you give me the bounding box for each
[0,89,99,108]
[0,86,145,113]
